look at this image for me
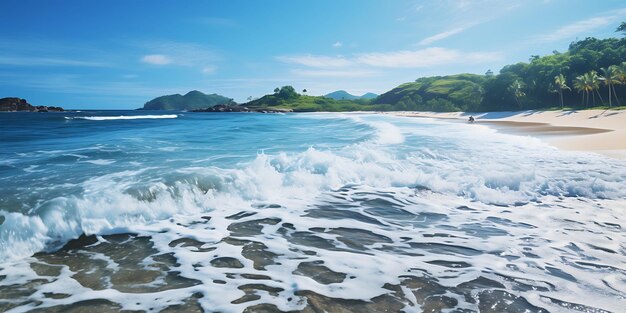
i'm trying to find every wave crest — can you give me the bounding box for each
[67,114,178,121]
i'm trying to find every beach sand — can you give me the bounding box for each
[390,110,626,159]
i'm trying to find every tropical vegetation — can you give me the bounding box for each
[372,25,626,112]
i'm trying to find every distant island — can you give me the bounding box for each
[0,97,64,112]
[324,90,378,100]
[141,90,235,110]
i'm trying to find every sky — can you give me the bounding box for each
[1,0,625,109]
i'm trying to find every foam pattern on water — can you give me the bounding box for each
[0,113,624,312]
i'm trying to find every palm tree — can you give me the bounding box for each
[554,74,570,109]
[599,66,621,107]
[617,62,626,84]
[508,79,526,109]
[613,62,626,105]
[573,75,588,107]
[588,71,604,106]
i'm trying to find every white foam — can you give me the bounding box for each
[0,113,624,312]
[83,159,116,165]
[67,115,178,121]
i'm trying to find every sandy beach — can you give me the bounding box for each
[391,110,626,159]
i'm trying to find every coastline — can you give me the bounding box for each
[388,109,626,159]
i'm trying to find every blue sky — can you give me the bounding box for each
[1,0,625,109]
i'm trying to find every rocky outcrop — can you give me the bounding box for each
[192,104,251,112]
[0,97,64,112]
[191,104,292,113]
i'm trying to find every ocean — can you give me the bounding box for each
[0,111,624,312]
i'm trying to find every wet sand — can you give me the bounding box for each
[390,110,626,159]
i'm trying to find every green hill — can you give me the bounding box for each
[142,90,234,110]
[361,92,378,100]
[244,86,378,112]
[374,74,486,112]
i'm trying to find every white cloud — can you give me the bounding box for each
[418,27,467,45]
[277,55,353,68]
[202,66,216,74]
[141,54,172,65]
[333,41,343,48]
[538,8,626,41]
[279,47,501,70]
[137,41,220,73]
[278,47,501,78]
[356,47,502,68]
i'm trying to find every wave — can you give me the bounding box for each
[1,139,625,262]
[66,114,178,121]
[1,113,624,312]
[0,145,624,312]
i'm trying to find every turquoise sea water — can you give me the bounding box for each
[0,111,624,312]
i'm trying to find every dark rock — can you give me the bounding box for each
[0,97,64,112]
[192,104,251,112]
[191,104,292,113]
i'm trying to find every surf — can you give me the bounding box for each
[0,112,624,312]
[66,114,179,121]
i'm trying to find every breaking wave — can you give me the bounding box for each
[67,114,178,121]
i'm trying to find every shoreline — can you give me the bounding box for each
[388,110,626,159]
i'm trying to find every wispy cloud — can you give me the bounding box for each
[418,27,467,45]
[141,54,172,65]
[0,55,107,67]
[137,41,220,73]
[333,41,343,48]
[202,66,216,74]
[356,47,502,68]
[277,55,353,68]
[413,1,522,46]
[538,8,626,41]
[278,47,502,70]
[433,0,519,12]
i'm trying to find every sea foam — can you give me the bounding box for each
[0,113,624,312]
[67,114,178,121]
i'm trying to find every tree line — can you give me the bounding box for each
[479,23,626,111]
[374,23,626,112]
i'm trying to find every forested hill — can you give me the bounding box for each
[142,90,234,110]
[374,34,626,112]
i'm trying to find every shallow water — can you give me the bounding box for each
[0,111,624,312]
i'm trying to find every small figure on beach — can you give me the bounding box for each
[468,116,475,123]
